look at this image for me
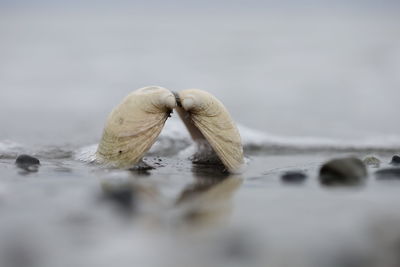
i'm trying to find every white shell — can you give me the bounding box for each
[177,89,244,173]
[96,86,176,168]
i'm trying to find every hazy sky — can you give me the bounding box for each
[1,0,399,10]
[1,0,399,142]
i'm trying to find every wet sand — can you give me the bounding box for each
[1,151,400,267]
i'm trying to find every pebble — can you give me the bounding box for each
[363,156,381,168]
[319,157,367,186]
[375,168,400,180]
[390,155,400,165]
[281,171,307,184]
[15,154,40,172]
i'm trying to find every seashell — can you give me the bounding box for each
[96,86,176,168]
[176,89,244,173]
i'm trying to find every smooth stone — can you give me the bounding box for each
[281,171,307,184]
[363,156,381,168]
[390,155,400,165]
[15,154,40,165]
[15,154,40,172]
[375,168,400,180]
[319,157,367,186]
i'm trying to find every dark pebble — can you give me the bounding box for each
[15,154,40,172]
[375,168,400,180]
[15,154,40,165]
[281,171,307,184]
[390,155,400,165]
[319,157,367,186]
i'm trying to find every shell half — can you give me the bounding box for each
[96,86,176,168]
[176,89,244,173]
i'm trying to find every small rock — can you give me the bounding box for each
[363,156,381,168]
[281,171,307,184]
[15,154,40,172]
[15,154,40,165]
[375,168,400,180]
[390,155,400,165]
[319,157,367,186]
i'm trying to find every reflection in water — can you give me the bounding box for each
[175,164,242,229]
[99,163,242,230]
[100,181,137,215]
[99,175,162,220]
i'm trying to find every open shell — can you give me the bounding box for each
[96,86,176,168]
[176,89,244,173]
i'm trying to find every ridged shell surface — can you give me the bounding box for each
[177,89,244,173]
[96,86,176,168]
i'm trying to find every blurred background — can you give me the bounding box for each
[1,3,400,267]
[0,0,399,145]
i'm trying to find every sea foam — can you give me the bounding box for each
[2,120,400,163]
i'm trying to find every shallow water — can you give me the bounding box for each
[1,6,400,267]
[2,148,400,267]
